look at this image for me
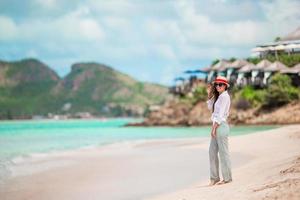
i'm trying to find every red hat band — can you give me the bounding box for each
[214,79,228,85]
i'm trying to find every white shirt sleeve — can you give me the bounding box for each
[212,94,230,125]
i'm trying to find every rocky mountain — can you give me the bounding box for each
[0,58,169,119]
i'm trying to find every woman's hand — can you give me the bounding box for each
[211,128,216,138]
[210,129,216,138]
[211,123,219,138]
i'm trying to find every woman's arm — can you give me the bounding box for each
[211,122,219,138]
[211,95,229,137]
[212,95,229,125]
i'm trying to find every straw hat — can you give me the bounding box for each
[212,76,230,88]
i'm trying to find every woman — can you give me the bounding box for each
[206,76,232,186]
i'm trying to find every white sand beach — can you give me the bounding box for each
[1,125,299,200]
[147,124,300,200]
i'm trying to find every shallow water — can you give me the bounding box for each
[0,118,277,181]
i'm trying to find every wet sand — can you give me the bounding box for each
[0,137,248,200]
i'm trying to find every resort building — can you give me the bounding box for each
[198,60,299,88]
[171,27,300,96]
[252,26,300,58]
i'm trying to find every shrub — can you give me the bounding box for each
[178,85,208,105]
[235,98,251,110]
[240,86,256,102]
[263,73,300,108]
[193,86,207,101]
[238,86,266,108]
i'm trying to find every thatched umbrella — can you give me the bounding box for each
[174,77,185,82]
[237,63,256,86]
[238,63,256,73]
[252,59,272,70]
[266,46,275,51]
[251,47,267,52]
[285,43,298,49]
[274,44,286,50]
[284,43,300,55]
[264,61,289,72]
[230,59,249,69]
[280,63,300,74]
[207,60,231,82]
[212,60,231,71]
[251,59,272,86]
[224,59,249,81]
[263,61,289,85]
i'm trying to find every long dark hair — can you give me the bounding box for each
[211,83,228,112]
[211,86,219,113]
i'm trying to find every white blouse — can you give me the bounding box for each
[206,90,230,125]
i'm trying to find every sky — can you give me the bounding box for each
[0,0,299,86]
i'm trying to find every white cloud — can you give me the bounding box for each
[46,6,105,41]
[154,44,177,60]
[1,0,300,85]
[0,16,18,40]
[102,16,131,30]
[261,0,300,23]
[34,0,58,9]
[174,0,269,46]
[260,0,300,37]
[101,16,134,41]
[144,19,186,44]
[0,6,105,43]
[87,0,138,16]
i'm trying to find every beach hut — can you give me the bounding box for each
[213,60,231,75]
[255,59,273,69]
[225,59,249,85]
[237,63,256,86]
[264,61,289,72]
[280,63,300,74]
[280,63,300,86]
[263,61,289,85]
[251,59,272,87]
[207,60,231,82]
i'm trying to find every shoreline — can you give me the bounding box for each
[0,136,250,200]
[1,117,299,127]
[1,117,294,128]
[0,124,277,177]
[125,122,294,127]
[1,125,299,200]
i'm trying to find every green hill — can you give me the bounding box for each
[0,59,168,119]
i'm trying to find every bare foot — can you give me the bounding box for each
[216,180,232,185]
[208,180,219,186]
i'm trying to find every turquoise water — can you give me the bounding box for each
[0,118,277,179]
